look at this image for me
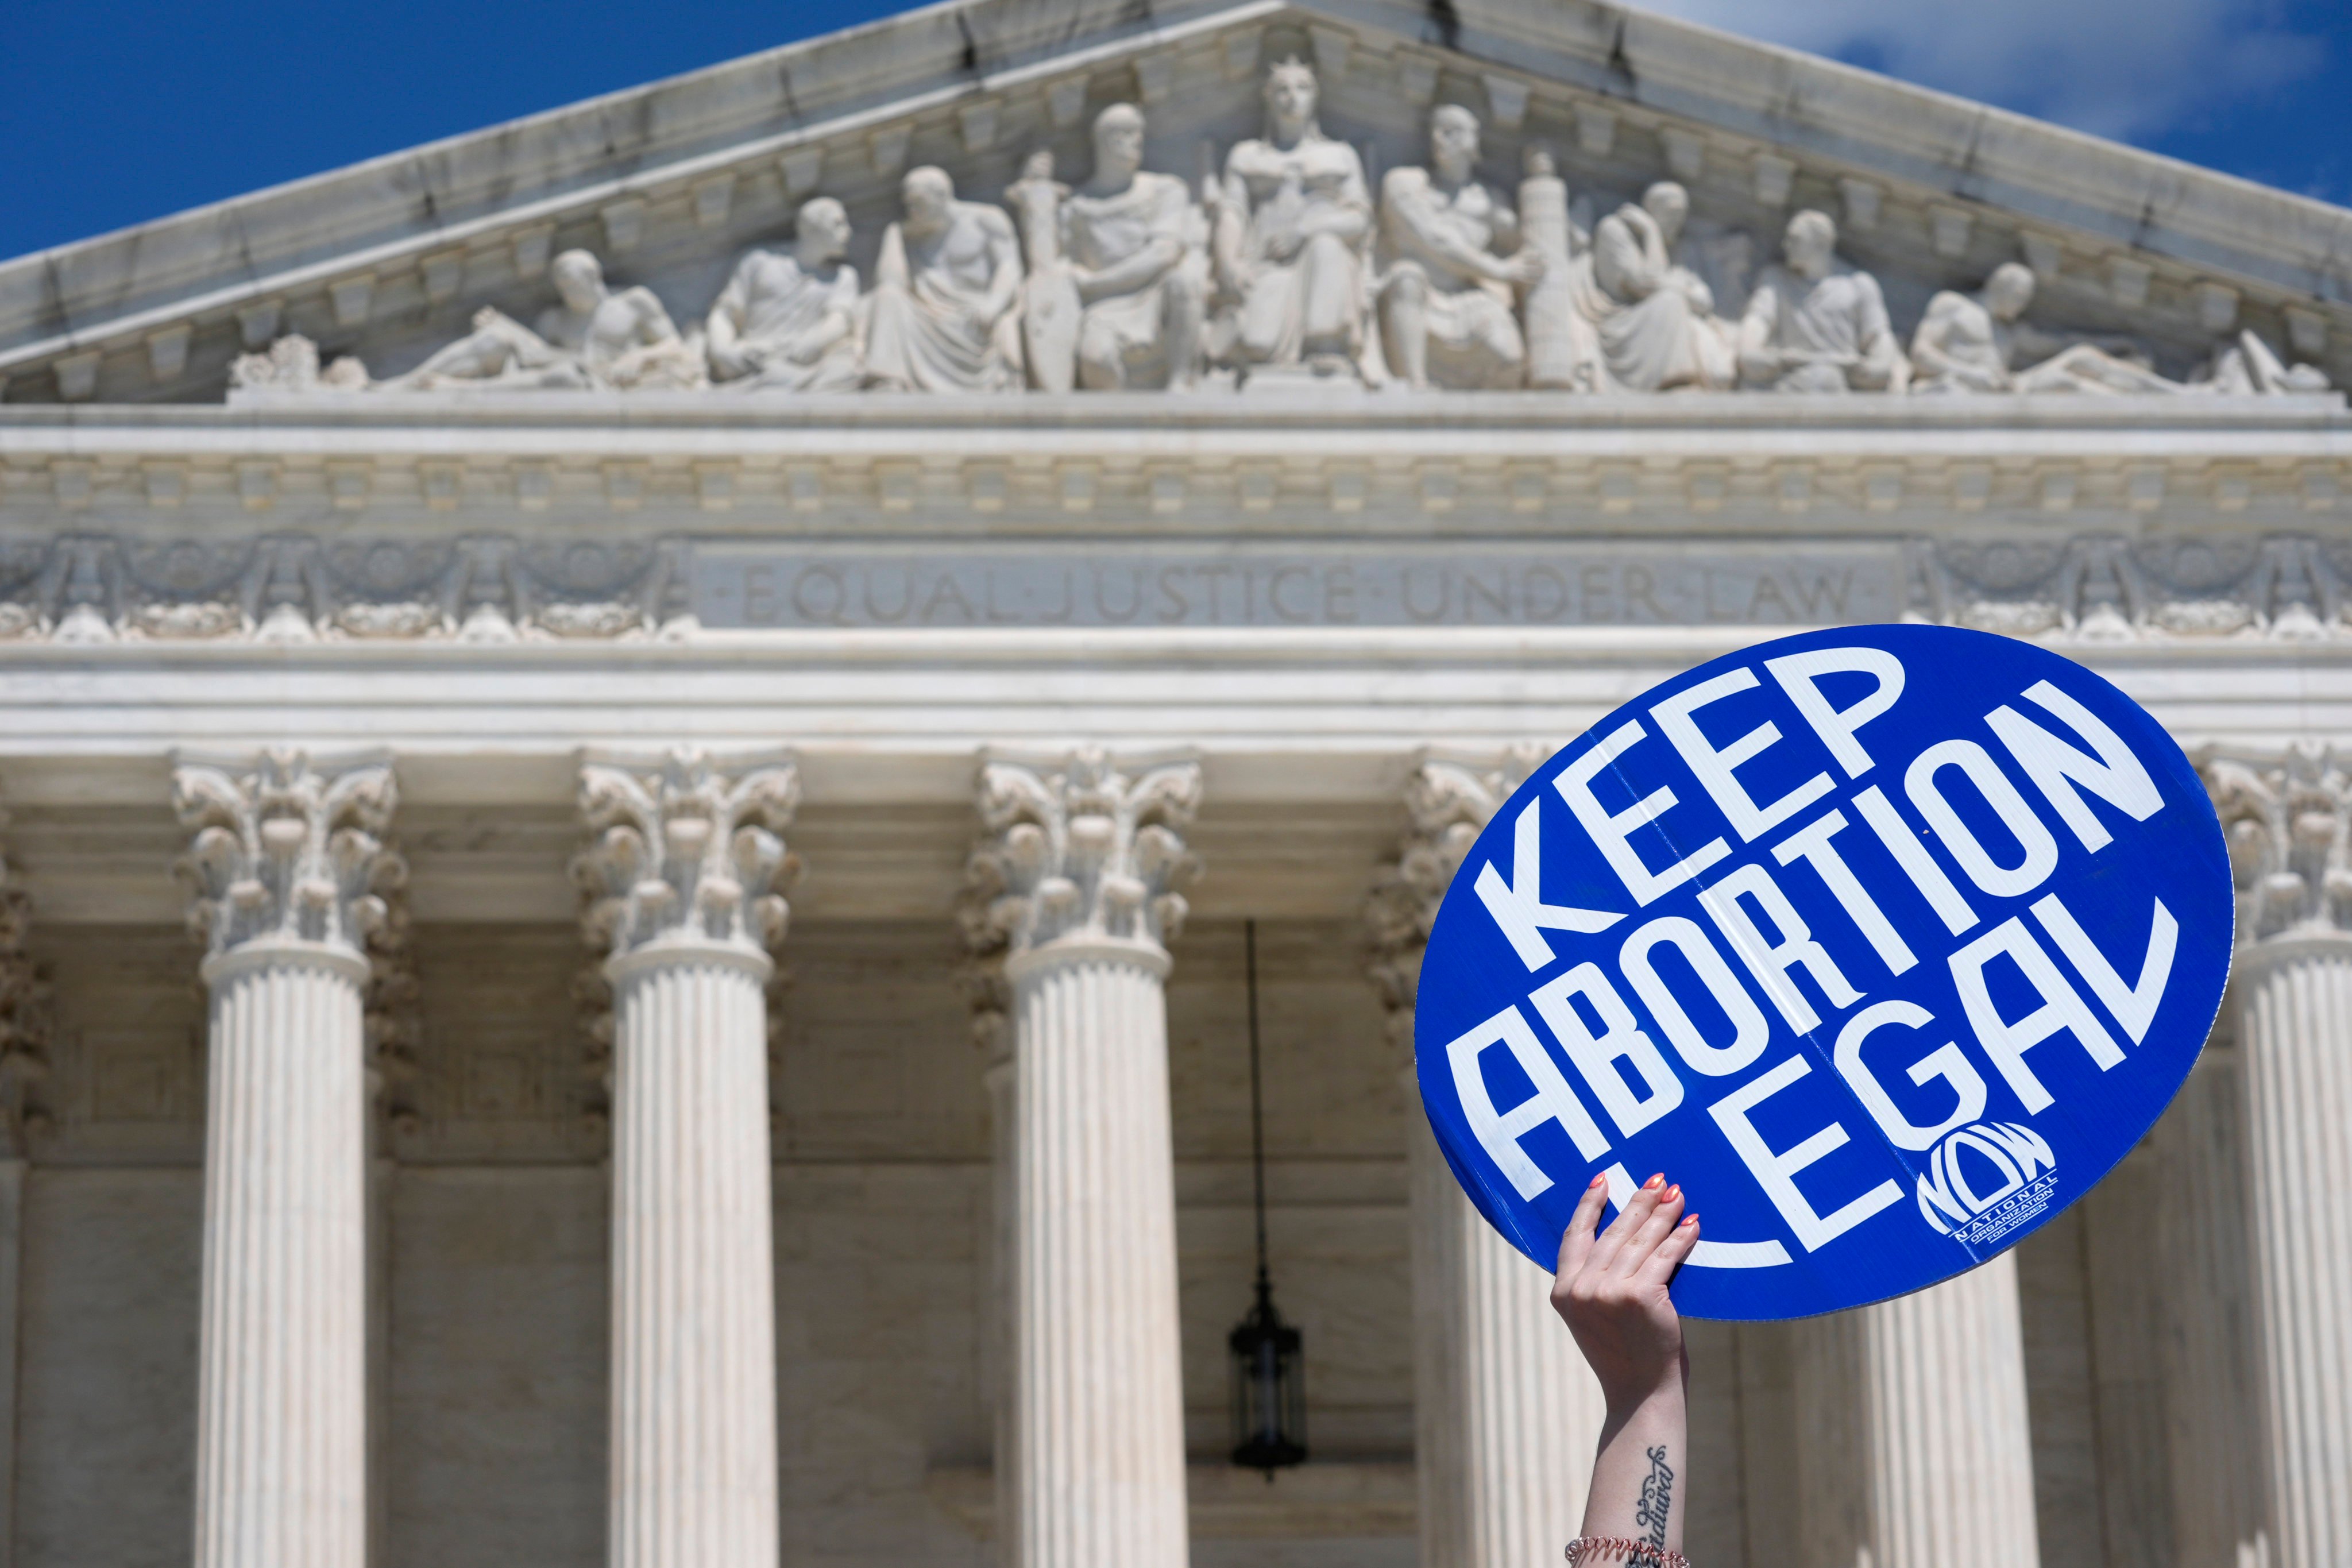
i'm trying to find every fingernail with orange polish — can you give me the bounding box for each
[1588,1174,1606,1190]
[1664,1184,1682,1203]
[1645,1172,1664,1189]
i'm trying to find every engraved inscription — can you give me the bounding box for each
[692,545,1901,629]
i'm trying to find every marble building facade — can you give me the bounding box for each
[0,1,2348,1565]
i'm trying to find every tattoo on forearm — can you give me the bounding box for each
[1633,1445,1674,1549]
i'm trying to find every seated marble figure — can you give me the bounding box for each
[1014,105,1208,392]
[705,197,864,392]
[384,249,706,391]
[1737,210,1908,393]
[1208,58,1374,377]
[1911,264,2179,394]
[1374,105,1541,390]
[1566,181,1739,393]
[862,166,1026,392]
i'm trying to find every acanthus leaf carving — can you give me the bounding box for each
[571,748,801,964]
[1365,745,1548,1068]
[967,746,1202,970]
[2200,746,2352,945]
[171,749,403,964]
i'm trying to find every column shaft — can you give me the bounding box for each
[983,1056,1018,1568]
[607,952,780,1568]
[1011,952,1188,1568]
[194,951,370,1568]
[1798,1257,2040,1568]
[1409,1097,1604,1568]
[2237,947,2352,1567]
[2156,1054,2265,1568]
[575,748,798,1568]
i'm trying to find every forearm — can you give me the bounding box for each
[1579,1381,1687,1556]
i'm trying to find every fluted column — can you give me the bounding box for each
[955,885,1019,1568]
[2204,747,2352,1568]
[1796,1260,2040,1568]
[174,749,401,1568]
[2154,1051,2265,1568]
[574,750,799,1568]
[1367,748,1608,1568]
[966,747,1200,1568]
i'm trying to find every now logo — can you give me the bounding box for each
[1915,1122,2057,1236]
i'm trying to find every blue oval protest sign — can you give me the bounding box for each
[1415,625,2233,1319]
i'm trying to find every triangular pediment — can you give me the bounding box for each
[3,0,2347,403]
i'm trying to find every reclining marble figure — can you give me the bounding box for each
[1737,210,1909,393]
[1911,263,2180,395]
[862,166,1026,392]
[1374,105,1540,390]
[704,197,864,391]
[383,249,706,391]
[1208,58,1374,377]
[1567,181,1739,393]
[1045,105,1210,392]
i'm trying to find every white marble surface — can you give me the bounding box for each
[2,0,2345,407]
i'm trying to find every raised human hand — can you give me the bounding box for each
[1549,1172,1699,1410]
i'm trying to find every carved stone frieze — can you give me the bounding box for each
[0,527,2344,643]
[171,750,404,964]
[1915,533,2346,641]
[2202,746,2352,945]
[0,532,685,644]
[965,747,1202,972]
[572,748,801,964]
[8,6,2349,407]
[196,67,2335,406]
[1364,746,1547,1067]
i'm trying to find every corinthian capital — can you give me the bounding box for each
[2202,744,2352,945]
[966,747,1202,975]
[573,749,800,970]
[172,749,402,972]
[1365,745,1550,1050]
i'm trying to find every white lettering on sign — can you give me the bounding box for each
[1904,740,2060,898]
[1445,1005,1612,1199]
[1987,681,2164,852]
[1698,862,1864,1033]
[1555,721,1729,905]
[1707,1054,1903,1252]
[1473,800,1626,971]
[1430,645,2198,1275]
[1771,808,1918,976]
[1766,646,1907,778]
[1528,964,1686,1138]
[1651,668,1832,842]
[1852,785,1979,934]
[1833,999,1988,1151]
[1618,916,1770,1077]
[1949,917,2125,1114]
[2032,892,2177,1044]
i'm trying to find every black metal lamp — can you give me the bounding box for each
[1229,920,1307,1477]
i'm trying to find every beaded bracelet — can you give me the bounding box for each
[1565,1538,1691,1568]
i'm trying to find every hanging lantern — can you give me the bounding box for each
[1229,919,1307,1476]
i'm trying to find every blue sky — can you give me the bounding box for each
[2,0,2347,262]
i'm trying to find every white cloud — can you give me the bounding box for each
[1626,0,2321,140]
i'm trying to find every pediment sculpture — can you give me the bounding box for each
[705,196,864,392]
[228,59,2335,401]
[1374,104,1542,390]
